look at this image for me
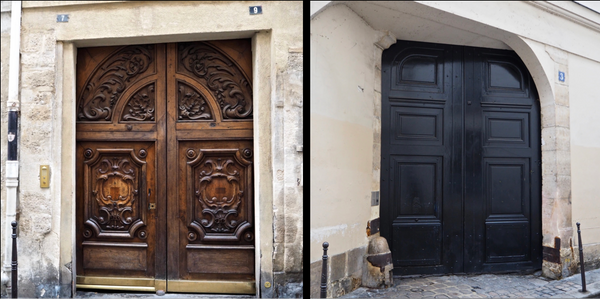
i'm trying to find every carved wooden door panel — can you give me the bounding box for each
[76,142,158,284]
[76,44,167,291]
[165,42,255,293]
[76,41,254,294]
[381,40,541,275]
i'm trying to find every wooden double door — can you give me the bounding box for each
[381,41,542,275]
[75,41,255,293]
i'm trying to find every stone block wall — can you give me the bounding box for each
[2,4,63,297]
[272,49,304,297]
[310,245,367,298]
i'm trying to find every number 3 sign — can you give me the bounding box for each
[558,71,565,82]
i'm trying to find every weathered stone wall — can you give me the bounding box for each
[310,246,367,298]
[0,1,302,297]
[3,1,63,297]
[272,48,304,298]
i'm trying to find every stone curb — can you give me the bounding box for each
[551,282,600,298]
[554,269,600,298]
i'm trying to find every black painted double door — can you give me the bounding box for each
[381,41,542,275]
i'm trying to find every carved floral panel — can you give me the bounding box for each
[121,83,156,122]
[186,148,253,242]
[179,43,253,120]
[83,149,147,238]
[178,81,214,121]
[78,45,155,122]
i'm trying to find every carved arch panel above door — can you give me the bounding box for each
[77,45,157,122]
[177,42,253,120]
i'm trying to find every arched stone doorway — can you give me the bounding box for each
[359,2,573,278]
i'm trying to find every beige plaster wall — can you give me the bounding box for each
[1,1,302,297]
[310,4,378,262]
[569,54,600,247]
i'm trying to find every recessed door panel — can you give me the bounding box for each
[484,111,529,147]
[485,159,529,216]
[382,40,541,275]
[390,156,442,218]
[177,141,255,282]
[393,224,442,267]
[76,141,157,279]
[391,106,444,145]
[486,222,530,263]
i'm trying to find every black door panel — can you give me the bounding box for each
[381,41,541,275]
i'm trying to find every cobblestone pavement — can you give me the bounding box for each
[342,268,600,298]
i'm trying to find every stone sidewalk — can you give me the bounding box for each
[341,268,600,298]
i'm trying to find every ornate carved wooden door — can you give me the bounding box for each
[381,40,541,275]
[76,40,255,294]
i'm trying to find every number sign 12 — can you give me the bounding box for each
[250,6,262,15]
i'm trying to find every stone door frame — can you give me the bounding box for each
[56,31,274,295]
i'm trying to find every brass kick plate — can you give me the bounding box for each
[149,203,156,210]
[40,165,50,188]
[167,280,256,294]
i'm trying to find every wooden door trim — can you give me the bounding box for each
[165,42,180,281]
[175,129,253,140]
[154,43,168,282]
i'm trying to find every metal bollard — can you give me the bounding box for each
[320,242,329,298]
[11,221,18,298]
[576,222,586,293]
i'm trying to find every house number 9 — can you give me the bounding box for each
[249,6,262,15]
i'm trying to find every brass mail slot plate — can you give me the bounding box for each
[40,165,50,188]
